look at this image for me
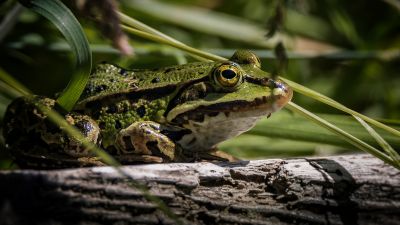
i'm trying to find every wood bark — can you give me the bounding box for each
[0,154,399,225]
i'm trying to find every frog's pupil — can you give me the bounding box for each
[221,69,236,79]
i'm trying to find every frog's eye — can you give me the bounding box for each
[213,63,243,89]
[230,50,261,69]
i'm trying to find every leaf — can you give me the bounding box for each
[19,0,92,111]
[354,116,400,165]
[285,102,399,169]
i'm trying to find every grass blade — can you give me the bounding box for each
[122,0,281,48]
[0,68,31,96]
[118,11,208,62]
[354,116,400,165]
[280,78,400,138]
[122,25,225,61]
[20,0,92,111]
[248,111,400,149]
[286,102,399,169]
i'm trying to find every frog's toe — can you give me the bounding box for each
[186,149,239,162]
[115,121,177,161]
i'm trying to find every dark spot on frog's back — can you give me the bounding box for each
[136,106,146,117]
[106,104,118,113]
[86,100,102,111]
[115,120,122,129]
[151,77,160,83]
[99,121,106,129]
[119,68,127,76]
[83,83,98,96]
[95,84,108,93]
[130,82,139,89]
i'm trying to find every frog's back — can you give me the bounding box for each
[79,62,216,102]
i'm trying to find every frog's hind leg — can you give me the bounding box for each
[59,113,101,157]
[3,96,102,167]
[115,121,176,162]
[39,112,101,157]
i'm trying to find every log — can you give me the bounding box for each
[0,154,399,225]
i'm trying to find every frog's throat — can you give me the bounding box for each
[175,107,273,152]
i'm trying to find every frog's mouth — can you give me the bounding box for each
[171,92,291,125]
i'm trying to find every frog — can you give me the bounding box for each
[2,50,292,168]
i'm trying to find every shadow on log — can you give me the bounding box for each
[0,154,399,225]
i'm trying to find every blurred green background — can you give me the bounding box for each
[0,0,399,168]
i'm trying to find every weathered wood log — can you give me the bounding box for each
[0,154,399,225]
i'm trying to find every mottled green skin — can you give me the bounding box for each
[75,61,218,148]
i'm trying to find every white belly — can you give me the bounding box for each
[177,109,272,151]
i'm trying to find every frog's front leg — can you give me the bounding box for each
[115,121,177,162]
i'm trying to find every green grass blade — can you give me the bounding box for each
[353,116,400,165]
[122,25,225,61]
[286,102,399,169]
[329,9,363,47]
[118,11,185,46]
[20,0,92,111]
[118,11,208,62]
[0,68,31,96]
[285,9,337,42]
[248,111,400,150]
[280,78,400,138]
[122,0,286,48]
[219,134,319,158]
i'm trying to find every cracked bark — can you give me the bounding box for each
[0,154,399,225]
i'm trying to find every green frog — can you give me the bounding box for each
[3,50,292,168]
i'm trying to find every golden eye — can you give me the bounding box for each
[213,63,243,88]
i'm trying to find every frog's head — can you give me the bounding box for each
[165,50,292,151]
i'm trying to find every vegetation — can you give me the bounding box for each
[0,0,399,169]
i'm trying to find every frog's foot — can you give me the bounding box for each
[115,121,176,162]
[76,156,106,166]
[193,149,239,162]
[114,155,165,164]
